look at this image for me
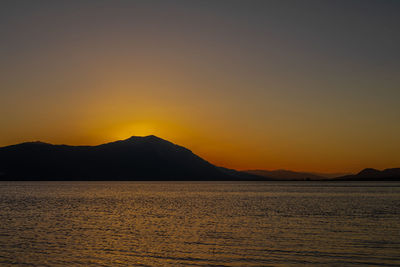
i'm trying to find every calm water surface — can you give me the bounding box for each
[0,182,400,266]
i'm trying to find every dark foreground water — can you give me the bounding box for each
[0,182,400,266]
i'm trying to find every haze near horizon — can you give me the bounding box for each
[1,0,399,173]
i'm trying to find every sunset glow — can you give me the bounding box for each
[1,1,399,173]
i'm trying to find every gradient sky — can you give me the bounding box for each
[1,0,399,173]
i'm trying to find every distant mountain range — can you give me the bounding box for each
[246,168,400,181]
[0,135,399,181]
[245,169,332,180]
[335,168,400,181]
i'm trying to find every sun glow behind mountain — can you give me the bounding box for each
[1,1,400,173]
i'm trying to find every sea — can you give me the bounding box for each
[0,181,399,266]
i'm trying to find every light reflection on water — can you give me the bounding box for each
[0,181,400,266]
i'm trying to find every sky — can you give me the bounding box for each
[1,0,399,173]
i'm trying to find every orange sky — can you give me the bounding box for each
[1,1,400,173]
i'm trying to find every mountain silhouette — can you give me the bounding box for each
[245,169,327,180]
[0,135,265,181]
[336,168,400,181]
[245,169,353,180]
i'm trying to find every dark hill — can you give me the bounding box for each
[0,135,264,181]
[336,168,400,181]
[245,169,326,181]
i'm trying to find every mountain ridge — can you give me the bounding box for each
[0,136,399,181]
[0,135,265,181]
[336,168,400,181]
[245,169,327,181]
[245,169,354,180]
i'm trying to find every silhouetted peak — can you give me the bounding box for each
[142,135,167,142]
[145,134,161,139]
[18,141,51,147]
[123,135,173,145]
[125,135,162,141]
[0,140,53,151]
[0,135,235,181]
[112,135,192,153]
[358,168,380,176]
